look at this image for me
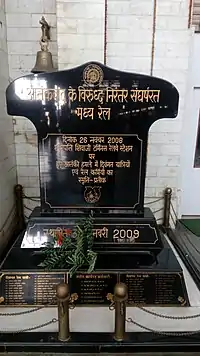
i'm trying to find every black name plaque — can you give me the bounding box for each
[122,273,188,306]
[24,221,158,247]
[0,272,65,306]
[93,224,158,245]
[69,273,117,305]
[0,271,188,307]
[71,272,188,306]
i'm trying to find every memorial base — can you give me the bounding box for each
[0,331,200,354]
[0,232,189,307]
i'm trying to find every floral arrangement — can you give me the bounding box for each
[39,214,97,276]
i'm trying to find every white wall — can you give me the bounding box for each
[57,0,104,68]
[152,2,192,218]
[5,0,193,219]
[5,0,57,215]
[0,0,16,247]
[56,0,192,219]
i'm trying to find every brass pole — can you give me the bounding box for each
[56,283,71,341]
[163,187,172,229]
[14,184,25,231]
[113,282,128,341]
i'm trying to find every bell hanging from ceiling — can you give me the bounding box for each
[31,16,54,74]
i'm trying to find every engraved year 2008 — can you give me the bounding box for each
[108,137,123,144]
[113,229,140,240]
[79,137,124,144]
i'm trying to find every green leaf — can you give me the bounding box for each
[87,250,97,273]
[38,214,97,275]
[38,262,46,267]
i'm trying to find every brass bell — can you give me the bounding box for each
[31,16,55,74]
[31,49,54,73]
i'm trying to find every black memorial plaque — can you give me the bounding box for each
[41,133,142,209]
[4,62,188,309]
[0,272,65,306]
[68,271,188,306]
[121,272,188,306]
[0,271,188,307]
[6,61,179,213]
[69,273,118,305]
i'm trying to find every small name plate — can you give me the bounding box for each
[122,273,187,306]
[93,224,158,245]
[22,222,158,248]
[0,272,65,306]
[70,273,117,305]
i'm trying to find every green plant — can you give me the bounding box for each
[39,214,97,277]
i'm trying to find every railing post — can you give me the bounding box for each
[163,187,172,229]
[56,283,71,342]
[14,184,25,231]
[113,282,128,342]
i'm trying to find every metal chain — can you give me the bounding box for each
[170,211,176,227]
[24,204,34,212]
[126,317,200,336]
[131,304,200,320]
[152,207,163,215]
[23,194,163,206]
[0,298,56,316]
[170,201,179,227]
[23,194,40,201]
[170,201,178,219]
[0,318,58,334]
[0,305,46,317]
[145,197,163,205]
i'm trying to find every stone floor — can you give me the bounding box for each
[1,353,200,355]
[1,354,200,356]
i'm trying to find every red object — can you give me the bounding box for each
[56,228,72,246]
[64,228,72,236]
[57,231,63,246]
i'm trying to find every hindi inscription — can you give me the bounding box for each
[41,134,142,209]
[69,273,117,305]
[123,273,188,306]
[22,221,158,249]
[0,273,65,306]
[0,271,188,307]
[6,61,179,213]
